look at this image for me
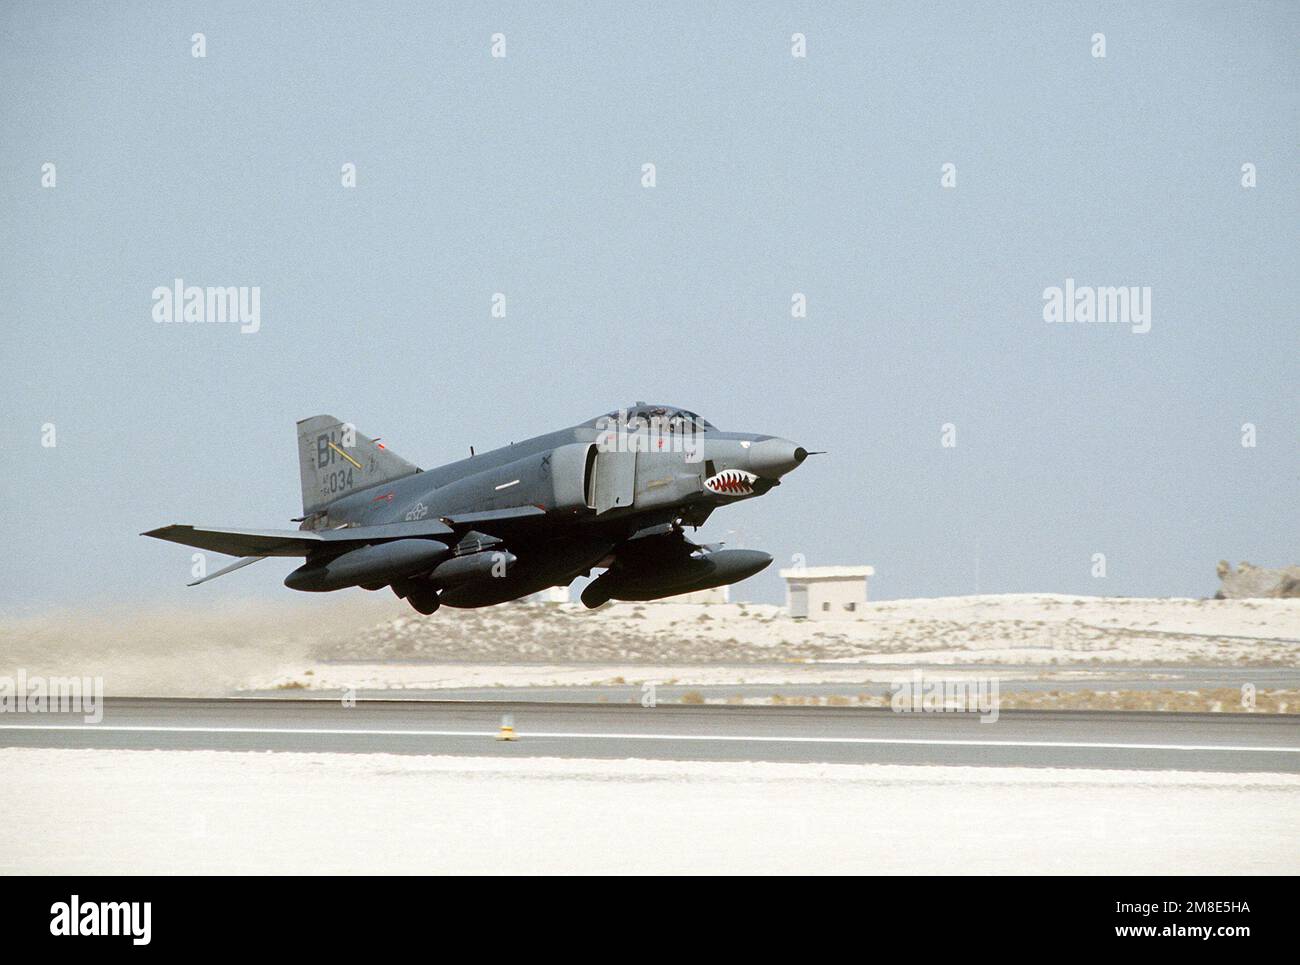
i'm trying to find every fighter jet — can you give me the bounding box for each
[143,404,814,614]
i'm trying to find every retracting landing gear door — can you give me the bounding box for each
[591,450,636,514]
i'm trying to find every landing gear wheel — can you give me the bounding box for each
[406,585,440,615]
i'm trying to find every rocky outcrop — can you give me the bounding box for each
[1216,561,1300,599]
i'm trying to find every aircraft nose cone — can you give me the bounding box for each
[747,438,807,479]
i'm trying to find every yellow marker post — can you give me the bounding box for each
[497,713,517,741]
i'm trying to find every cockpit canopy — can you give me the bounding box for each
[589,403,715,432]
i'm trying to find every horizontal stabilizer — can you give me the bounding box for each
[188,555,266,586]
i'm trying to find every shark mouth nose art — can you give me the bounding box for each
[705,469,758,495]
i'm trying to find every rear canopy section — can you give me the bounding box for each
[296,414,422,516]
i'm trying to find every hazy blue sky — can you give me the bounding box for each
[1,1,1296,611]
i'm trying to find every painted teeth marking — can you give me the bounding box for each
[706,470,755,496]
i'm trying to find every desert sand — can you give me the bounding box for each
[2,594,1296,700]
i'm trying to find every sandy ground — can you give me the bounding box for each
[3,594,1295,699]
[262,661,994,691]
[0,596,385,696]
[310,595,1300,667]
[3,748,1295,874]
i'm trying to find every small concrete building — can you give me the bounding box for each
[779,566,874,620]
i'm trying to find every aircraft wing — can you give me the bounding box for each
[143,525,326,557]
[142,518,456,558]
[441,506,547,527]
[145,509,542,565]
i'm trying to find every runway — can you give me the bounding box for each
[1,698,1297,772]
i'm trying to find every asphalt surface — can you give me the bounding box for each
[1,698,1297,772]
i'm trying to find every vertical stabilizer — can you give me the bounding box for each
[296,415,421,515]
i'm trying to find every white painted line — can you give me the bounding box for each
[0,724,1295,753]
[494,479,520,491]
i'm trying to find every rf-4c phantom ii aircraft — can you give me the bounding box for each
[143,404,816,614]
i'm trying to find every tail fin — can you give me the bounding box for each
[296,415,421,516]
